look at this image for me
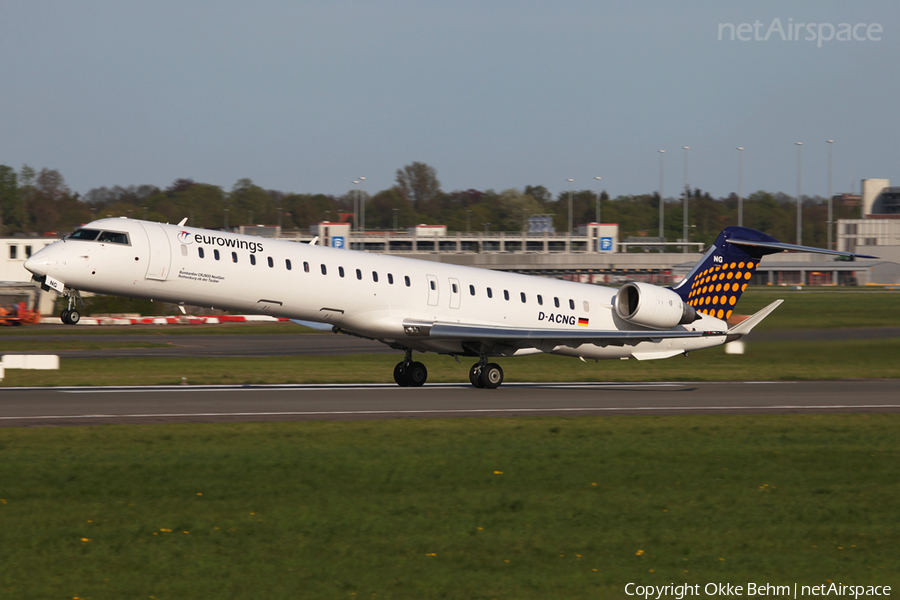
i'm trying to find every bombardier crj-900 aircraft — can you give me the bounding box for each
[24,218,873,388]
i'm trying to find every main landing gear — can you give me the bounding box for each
[469,360,503,389]
[394,350,428,387]
[392,350,505,389]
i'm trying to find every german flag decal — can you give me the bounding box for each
[578,317,589,327]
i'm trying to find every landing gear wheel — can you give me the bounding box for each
[408,362,427,387]
[60,309,71,325]
[67,309,80,325]
[393,361,410,387]
[469,364,485,388]
[479,363,503,389]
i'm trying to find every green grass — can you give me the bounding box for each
[734,291,900,330]
[0,340,170,351]
[1,416,897,599]
[2,337,898,387]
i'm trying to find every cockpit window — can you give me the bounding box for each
[97,231,129,244]
[69,229,101,241]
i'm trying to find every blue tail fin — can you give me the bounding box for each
[670,227,780,321]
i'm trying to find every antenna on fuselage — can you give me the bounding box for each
[177,218,188,226]
[309,236,319,245]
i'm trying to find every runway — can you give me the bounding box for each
[1,380,898,427]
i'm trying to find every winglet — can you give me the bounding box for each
[726,299,783,339]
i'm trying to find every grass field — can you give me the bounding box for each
[1,337,899,387]
[1,416,898,599]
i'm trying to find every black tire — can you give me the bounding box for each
[68,309,80,325]
[408,362,427,387]
[60,309,71,325]
[393,361,409,387]
[479,363,503,389]
[469,364,484,388]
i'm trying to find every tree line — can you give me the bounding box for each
[0,161,858,249]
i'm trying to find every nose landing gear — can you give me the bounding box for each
[59,288,83,325]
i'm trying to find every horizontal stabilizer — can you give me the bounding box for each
[727,238,878,259]
[726,300,783,338]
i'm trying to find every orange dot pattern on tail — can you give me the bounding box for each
[686,260,758,318]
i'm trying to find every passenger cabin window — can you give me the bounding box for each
[339,266,345,277]
[232,252,238,263]
[583,301,589,312]
[405,276,411,287]
[429,280,436,290]
[520,292,526,303]
[286,259,292,270]
[503,290,509,301]
[356,269,362,280]
[250,254,256,265]
[181,245,188,256]
[69,229,101,241]
[304,261,310,273]
[321,264,327,275]
[372,271,378,283]
[97,231,129,244]
[554,297,559,308]
[388,273,394,284]
[569,299,575,310]
[469,284,475,296]
[537,294,543,305]
[213,249,220,260]
[487,287,493,298]
[198,248,205,259]
[267,256,274,268]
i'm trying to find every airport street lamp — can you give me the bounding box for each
[352,180,360,234]
[737,147,744,227]
[658,150,665,251]
[594,176,602,253]
[682,146,689,254]
[827,140,834,250]
[359,176,367,233]
[566,178,574,236]
[796,142,803,245]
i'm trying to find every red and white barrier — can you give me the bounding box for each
[41,315,292,326]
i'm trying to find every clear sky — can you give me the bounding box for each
[2,1,897,200]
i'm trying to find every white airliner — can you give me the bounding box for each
[23,218,873,388]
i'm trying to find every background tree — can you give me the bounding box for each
[0,165,27,234]
[395,162,441,212]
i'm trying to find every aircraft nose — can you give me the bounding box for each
[24,250,52,277]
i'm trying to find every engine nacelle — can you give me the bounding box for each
[614,282,698,329]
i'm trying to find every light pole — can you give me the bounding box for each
[352,180,360,234]
[737,147,744,227]
[827,140,834,250]
[658,150,665,251]
[594,176,602,253]
[796,142,803,245]
[566,178,574,236]
[359,176,366,233]
[682,146,689,253]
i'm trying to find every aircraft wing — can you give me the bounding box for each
[404,321,725,348]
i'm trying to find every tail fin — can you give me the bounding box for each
[670,226,877,321]
[671,227,785,321]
